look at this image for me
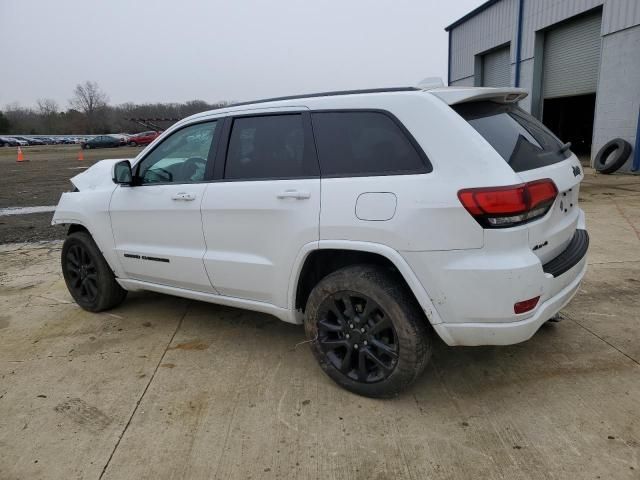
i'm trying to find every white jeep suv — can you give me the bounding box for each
[53,86,588,397]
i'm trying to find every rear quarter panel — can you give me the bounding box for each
[305,91,522,252]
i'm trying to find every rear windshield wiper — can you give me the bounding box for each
[558,142,572,154]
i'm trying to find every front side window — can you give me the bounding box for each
[224,114,316,180]
[136,121,218,185]
[311,111,427,177]
[452,101,570,172]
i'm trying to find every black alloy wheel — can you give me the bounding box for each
[61,231,127,312]
[317,292,399,383]
[305,264,432,397]
[65,243,99,304]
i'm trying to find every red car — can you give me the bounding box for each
[128,131,161,147]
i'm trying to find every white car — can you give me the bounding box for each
[53,85,588,397]
[10,137,29,147]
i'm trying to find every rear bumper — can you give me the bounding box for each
[401,211,588,346]
[543,229,589,277]
[432,257,586,346]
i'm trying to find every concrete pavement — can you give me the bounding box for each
[1,170,639,479]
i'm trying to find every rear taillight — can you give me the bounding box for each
[458,179,558,228]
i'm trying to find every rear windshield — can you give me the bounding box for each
[453,101,570,172]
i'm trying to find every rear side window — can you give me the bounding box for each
[311,111,428,177]
[225,114,317,180]
[453,101,570,172]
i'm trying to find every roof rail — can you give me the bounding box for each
[228,87,419,108]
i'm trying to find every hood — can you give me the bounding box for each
[71,159,132,191]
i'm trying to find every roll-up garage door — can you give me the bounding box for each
[543,12,602,99]
[482,46,511,87]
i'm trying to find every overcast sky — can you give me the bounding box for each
[1,0,484,108]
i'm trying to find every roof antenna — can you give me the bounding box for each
[416,77,444,90]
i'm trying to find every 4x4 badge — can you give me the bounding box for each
[572,165,582,177]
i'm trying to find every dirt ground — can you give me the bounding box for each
[0,153,640,479]
[0,145,142,243]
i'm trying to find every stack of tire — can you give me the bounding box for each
[594,138,632,174]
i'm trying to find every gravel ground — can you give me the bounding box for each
[0,145,142,244]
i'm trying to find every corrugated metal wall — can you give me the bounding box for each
[449,0,517,84]
[448,0,640,85]
[519,0,603,60]
[602,0,640,34]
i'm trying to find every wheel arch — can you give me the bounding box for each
[62,220,125,279]
[289,241,443,326]
[67,223,90,236]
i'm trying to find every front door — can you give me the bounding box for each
[110,120,221,292]
[201,110,320,307]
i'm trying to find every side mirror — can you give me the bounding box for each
[112,160,133,185]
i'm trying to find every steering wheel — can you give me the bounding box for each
[181,157,207,182]
[144,167,173,183]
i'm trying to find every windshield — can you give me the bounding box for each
[453,101,571,172]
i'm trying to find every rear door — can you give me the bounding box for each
[452,101,583,263]
[201,109,320,307]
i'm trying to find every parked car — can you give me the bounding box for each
[0,136,20,147]
[81,135,121,149]
[9,137,28,146]
[127,131,160,146]
[53,86,588,398]
[110,134,130,146]
[12,136,43,146]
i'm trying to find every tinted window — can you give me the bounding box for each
[311,111,426,176]
[137,121,218,184]
[225,114,315,180]
[453,101,570,172]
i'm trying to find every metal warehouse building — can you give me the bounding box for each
[446,0,640,170]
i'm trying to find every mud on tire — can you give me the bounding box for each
[304,264,432,398]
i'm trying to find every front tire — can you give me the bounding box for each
[61,231,127,312]
[304,264,432,398]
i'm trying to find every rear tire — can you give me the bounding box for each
[128,141,136,147]
[61,231,127,312]
[304,264,431,398]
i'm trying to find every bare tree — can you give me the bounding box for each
[37,98,59,116]
[4,102,39,134]
[37,98,60,133]
[70,81,109,133]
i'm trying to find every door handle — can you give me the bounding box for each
[171,192,196,201]
[277,190,311,200]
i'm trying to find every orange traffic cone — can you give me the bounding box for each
[77,148,84,161]
[16,146,24,163]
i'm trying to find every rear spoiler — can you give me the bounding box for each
[428,87,528,106]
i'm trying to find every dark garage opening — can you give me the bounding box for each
[542,93,596,156]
